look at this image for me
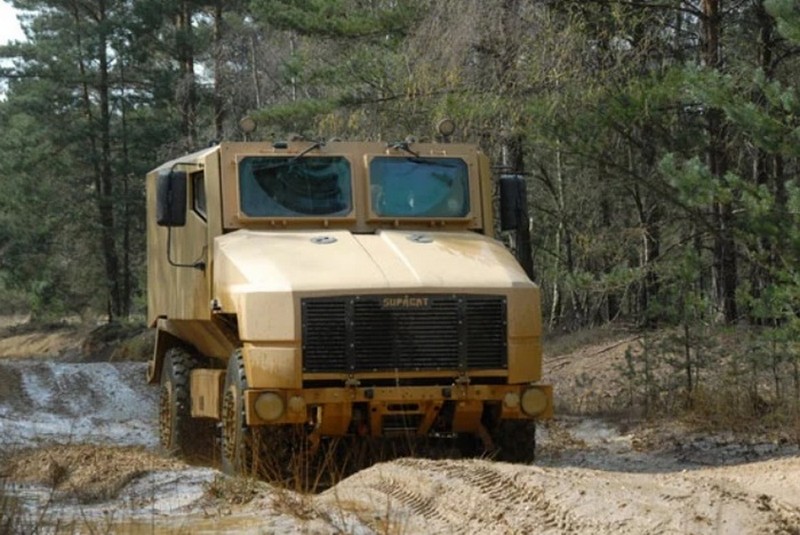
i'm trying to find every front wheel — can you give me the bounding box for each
[490,420,536,463]
[221,349,252,475]
[220,349,316,486]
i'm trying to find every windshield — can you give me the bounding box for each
[239,156,352,217]
[369,157,470,218]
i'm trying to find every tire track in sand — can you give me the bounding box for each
[446,461,589,533]
[356,458,592,533]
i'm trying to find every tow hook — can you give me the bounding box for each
[345,375,361,388]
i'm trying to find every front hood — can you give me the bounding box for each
[213,229,536,340]
[215,229,532,293]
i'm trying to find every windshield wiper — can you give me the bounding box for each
[292,141,324,161]
[388,141,457,167]
[388,140,420,158]
[404,157,458,168]
[252,141,325,173]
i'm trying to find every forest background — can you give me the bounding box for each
[2,0,800,421]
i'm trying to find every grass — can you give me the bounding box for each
[205,474,261,505]
[82,321,152,362]
[1,443,199,534]
[549,324,800,444]
[543,323,638,358]
[1,456,64,534]
[199,432,431,533]
[0,478,29,534]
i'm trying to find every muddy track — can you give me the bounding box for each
[325,458,598,533]
[314,450,800,534]
[0,359,157,449]
[688,476,800,534]
[371,478,450,521]
[449,463,587,533]
[4,334,800,534]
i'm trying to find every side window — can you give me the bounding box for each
[191,172,207,220]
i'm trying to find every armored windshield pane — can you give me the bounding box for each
[369,157,470,217]
[239,156,352,217]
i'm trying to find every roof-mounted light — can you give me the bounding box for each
[437,118,456,138]
[239,116,257,134]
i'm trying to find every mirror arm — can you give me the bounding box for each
[166,227,206,271]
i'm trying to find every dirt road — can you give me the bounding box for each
[2,325,800,534]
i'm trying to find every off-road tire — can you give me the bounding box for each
[455,433,484,459]
[221,349,252,475]
[221,349,316,486]
[159,347,214,459]
[491,419,536,463]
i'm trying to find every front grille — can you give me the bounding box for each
[302,294,507,373]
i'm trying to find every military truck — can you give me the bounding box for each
[146,128,552,475]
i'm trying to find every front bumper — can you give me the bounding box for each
[244,383,552,437]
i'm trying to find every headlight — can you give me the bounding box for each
[520,387,548,416]
[254,392,285,421]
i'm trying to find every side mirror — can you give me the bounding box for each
[156,170,187,227]
[499,175,526,231]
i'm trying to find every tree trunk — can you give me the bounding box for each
[549,141,565,328]
[703,0,737,323]
[213,0,225,141]
[640,129,661,326]
[98,0,122,319]
[74,2,121,321]
[120,54,132,318]
[250,35,262,109]
[747,1,779,322]
[598,160,617,323]
[634,183,661,326]
[502,133,534,280]
[178,1,197,147]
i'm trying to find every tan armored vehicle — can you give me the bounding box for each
[146,131,552,475]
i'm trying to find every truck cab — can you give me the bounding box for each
[146,138,551,475]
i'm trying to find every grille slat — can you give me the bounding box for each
[302,294,507,373]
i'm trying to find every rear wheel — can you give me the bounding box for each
[159,347,214,459]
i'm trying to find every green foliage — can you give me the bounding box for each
[1,0,799,347]
[251,0,423,41]
[765,0,800,43]
[242,0,431,139]
[0,0,186,319]
[3,0,800,437]
[682,65,800,157]
[659,155,720,208]
[253,98,336,136]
